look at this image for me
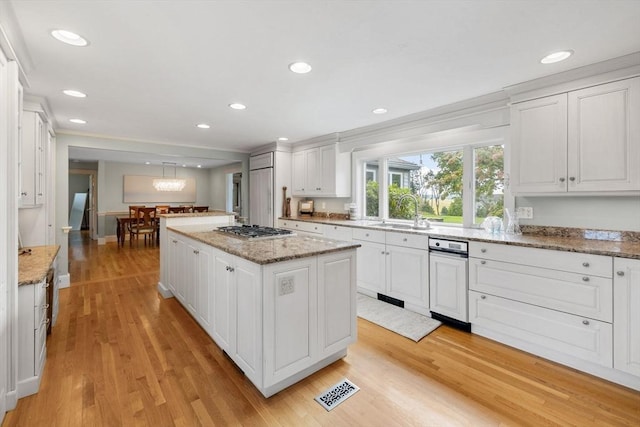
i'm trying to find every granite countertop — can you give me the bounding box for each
[278,217,640,260]
[168,226,360,265]
[159,211,234,218]
[18,245,60,286]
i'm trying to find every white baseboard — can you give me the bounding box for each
[5,390,17,411]
[157,282,174,299]
[58,274,70,289]
[97,237,106,245]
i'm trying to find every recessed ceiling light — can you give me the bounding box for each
[372,108,388,114]
[69,118,86,124]
[197,165,202,168]
[196,123,210,129]
[278,137,289,141]
[229,103,246,110]
[51,29,88,47]
[145,161,150,165]
[540,50,574,64]
[63,89,87,98]
[289,62,312,74]
[182,164,186,167]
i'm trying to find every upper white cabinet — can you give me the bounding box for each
[292,144,350,197]
[510,77,640,194]
[19,110,47,207]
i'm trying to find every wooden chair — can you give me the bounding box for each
[168,206,185,213]
[180,205,194,213]
[128,206,157,246]
[155,205,170,214]
[192,206,209,212]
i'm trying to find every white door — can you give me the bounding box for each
[355,240,386,295]
[568,77,640,192]
[387,244,429,314]
[429,253,468,322]
[212,253,233,351]
[613,258,640,376]
[291,151,306,194]
[249,168,273,227]
[231,258,261,383]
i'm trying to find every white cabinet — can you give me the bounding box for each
[211,249,262,385]
[278,219,323,236]
[291,144,350,197]
[510,77,640,194]
[17,279,49,398]
[323,224,353,241]
[429,252,468,322]
[469,241,614,369]
[353,228,429,315]
[249,167,273,227]
[19,110,47,207]
[613,258,640,377]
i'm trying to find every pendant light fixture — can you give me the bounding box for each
[153,162,186,192]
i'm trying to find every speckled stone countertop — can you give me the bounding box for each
[278,217,640,260]
[168,225,360,265]
[18,245,60,286]
[159,210,234,218]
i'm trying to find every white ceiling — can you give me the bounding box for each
[3,0,640,159]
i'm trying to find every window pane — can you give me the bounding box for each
[388,151,463,224]
[474,145,504,225]
[364,162,379,217]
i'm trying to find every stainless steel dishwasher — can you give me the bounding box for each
[428,238,470,331]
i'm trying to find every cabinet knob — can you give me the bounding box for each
[172,239,177,243]
[617,271,625,277]
[21,192,27,196]
[365,233,370,237]
[193,250,199,254]
[229,267,235,273]
[295,224,299,227]
[582,320,590,325]
[582,262,589,267]
[480,260,486,265]
[582,277,590,282]
[403,238,407,242]
[569,176,576,182]
[559,177,566,183]
[381,251,385,255]
[481,295,486,300]
[480,248,487,253]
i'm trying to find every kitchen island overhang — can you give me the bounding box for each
[158,223,360,397]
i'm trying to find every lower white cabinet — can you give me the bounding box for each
[429,252,468,322]
[323,224,353,241]
[17,279,49,398]
[613,258,640,377]
[353,228,429,315]
[277,218,323,236]
[469,291,613,367]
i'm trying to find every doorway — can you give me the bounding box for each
[69,167,98,240]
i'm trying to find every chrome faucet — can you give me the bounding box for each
[397,193,429,229]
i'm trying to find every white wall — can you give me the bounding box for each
[209,163,242,212]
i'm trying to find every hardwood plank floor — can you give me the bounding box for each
[4,231,639,426]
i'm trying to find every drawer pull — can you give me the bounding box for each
[193,250,199,255]
[617,271,625,277]
[365,233,370,237]
[480,260,486,265]
[582,277,589,282]
[559,177,566,183]
[381,251,385,255]
[480,248,487,253]
[582,262,589,267]
[403,238,407,242]
[582,320,590,325]
[172,239,177,243]
[480,295,487,300]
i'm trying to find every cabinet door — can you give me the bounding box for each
[166,234,178,294]
[173,238,188,304]
[184,241,199,316]
[232,257,262,384]
[613,258,640,376]
[35,116,45,205]
[510,94,568,193]
[249,168,273,227]
[196,245,213,333]
[212,253,233,351]
[430,254,468,322]
[318,251,356,358]
[355,240,386,295]
[323,225,353,241]
[305,148,320,193]
[318,145,336,195]
[568,77,640,192]
[263,257,317,387]
[292,151,307,194]
[19,111,39,206]
[386,244,429,314]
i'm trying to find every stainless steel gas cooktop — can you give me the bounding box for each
[217,225,294,240]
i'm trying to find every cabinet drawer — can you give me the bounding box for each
[469,258,612,322]
[469,291,613,368]
[323,225,353,241]
[278,220,322,234]
[385,231,429,250]
[352,228,385,243]
[470,242,612,277]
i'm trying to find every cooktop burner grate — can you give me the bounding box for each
[217,225,294,239]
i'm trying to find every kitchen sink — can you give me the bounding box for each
[369,222,429,231]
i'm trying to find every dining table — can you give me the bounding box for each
[116,215,161,246]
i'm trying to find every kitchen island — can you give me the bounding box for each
[158,224,360,397]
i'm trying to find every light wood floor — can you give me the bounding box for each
[4,231,639,426]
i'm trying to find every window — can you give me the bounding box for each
[361,144,506,227]
[364,161,379,217]
[365,169,377,182]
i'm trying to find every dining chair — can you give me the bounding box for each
[155,205,170,214]
[180,205,194,213]
[168,206,185,213]
[128,206,157,246]
[192,206,209,212]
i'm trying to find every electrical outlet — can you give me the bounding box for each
[516,207,533,219]
[278,276,295,296]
